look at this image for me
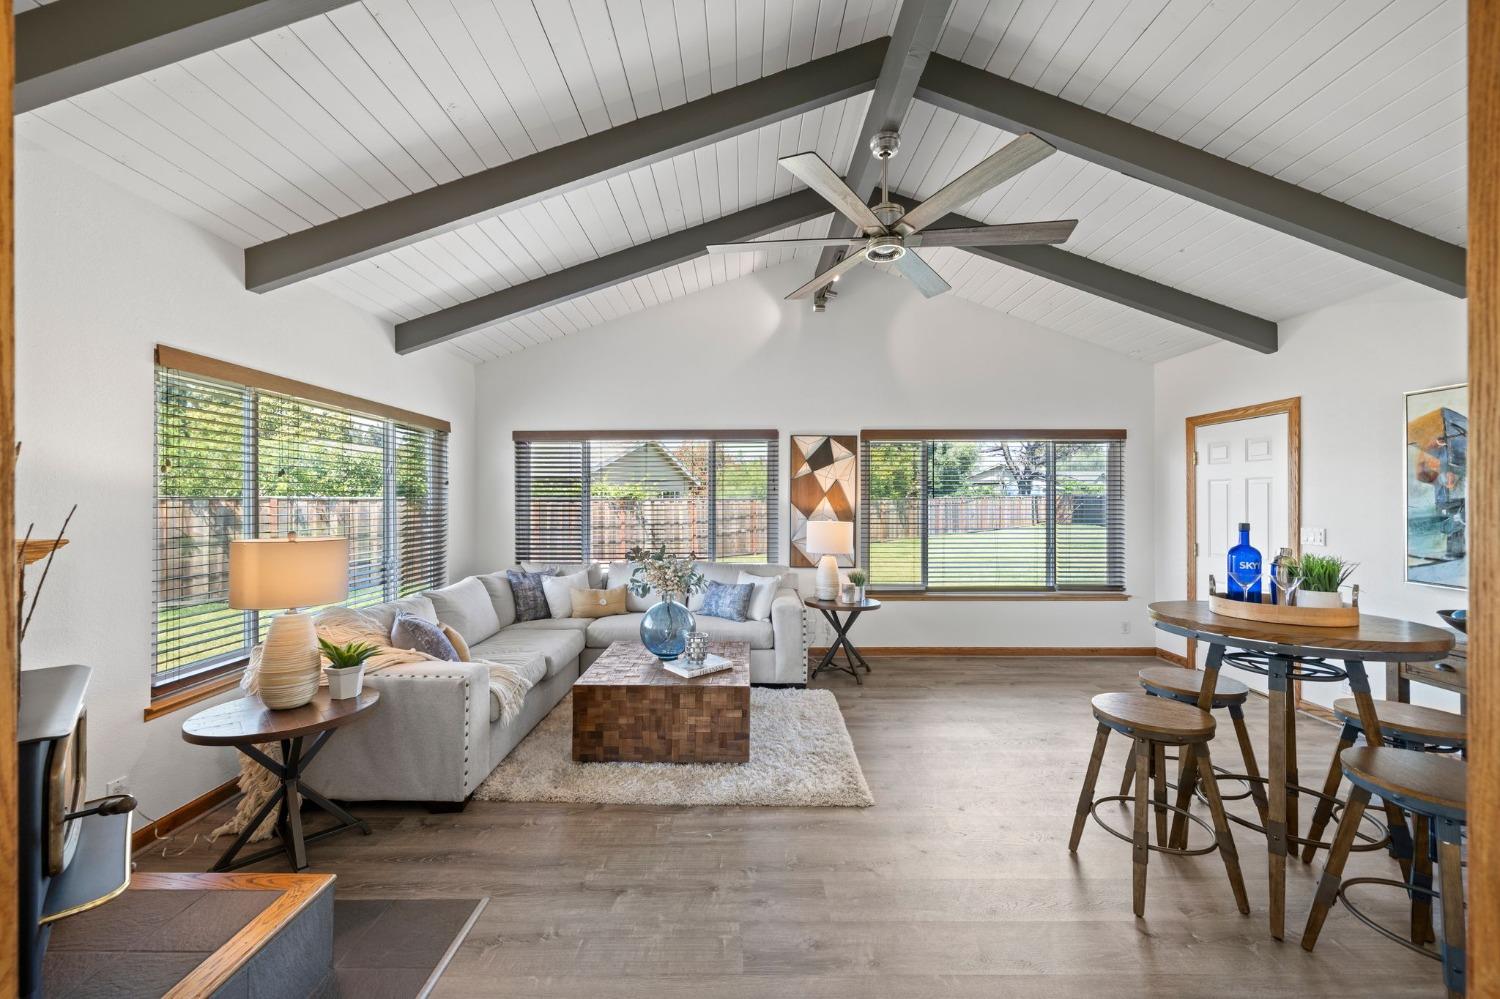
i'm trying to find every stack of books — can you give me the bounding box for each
[663,653,733,679]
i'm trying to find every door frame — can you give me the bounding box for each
[1184,397,1302,691]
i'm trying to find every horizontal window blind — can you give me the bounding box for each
[860,432,1124,593]
[514,432,778,564]
[154,359,449,691]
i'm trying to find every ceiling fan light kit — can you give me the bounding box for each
[708,129,1079,309]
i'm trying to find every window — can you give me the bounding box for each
[153,347,449,693]
[859,430,1125,594]
[514,431,778,564]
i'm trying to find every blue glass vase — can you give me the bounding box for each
[640,596,695,661]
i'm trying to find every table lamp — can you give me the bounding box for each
[806,520,854,601]
[230,534,348,709]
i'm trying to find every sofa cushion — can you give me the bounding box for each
[425,577,503,645]
[542,569,592,619]
[470,627,585,680]
[365,594,437,633]
[607,561,654,612]
[480,656,548,723]
[687,561,741,609]
[391,614,460,660]
[584,612,773,650]
[477,572,517,629]
[505,618,591,634]
[523,560,605,589]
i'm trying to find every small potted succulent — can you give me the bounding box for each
[1291,554,1357,608]
[847,568,868,603]
[319,638,380,699]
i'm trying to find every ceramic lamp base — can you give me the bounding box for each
[816,555,840,601]
[257,611,321,709]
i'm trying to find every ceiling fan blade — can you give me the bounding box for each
[896,133,1056,235]
[706,237,868,253]
[778,152,887,234]
[909,220,1078,248]
[785,249,866,300]
[891,251,950,298]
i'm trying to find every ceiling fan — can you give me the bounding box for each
[707,130,1077,305]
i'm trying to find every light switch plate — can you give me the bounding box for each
[1300,527,1327,547]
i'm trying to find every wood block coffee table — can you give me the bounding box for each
[572,641,750,764]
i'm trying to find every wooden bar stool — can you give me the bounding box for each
[1303,699,1466,863]
[1119,666,1269,825]
[1070,692,1249,918]
[1302,747,1467,998]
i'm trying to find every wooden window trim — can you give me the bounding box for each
[861,428,1126,441]
[155,345,451,433]
[514,429,777,441]
[144,666,245,722]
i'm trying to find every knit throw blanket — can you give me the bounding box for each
[211,606,536,843]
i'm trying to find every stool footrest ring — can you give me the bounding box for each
[1192,773,1389,852]
[1337,877,1444,961]
[1089,794,1220,857]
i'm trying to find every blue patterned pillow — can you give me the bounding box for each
[698,581,754,622]
[506,568,554,622]
[390,613,459,661]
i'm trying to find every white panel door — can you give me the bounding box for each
[1194,412,1290,687]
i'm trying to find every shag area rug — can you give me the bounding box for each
[474,687,873,807]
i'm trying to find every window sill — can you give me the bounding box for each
[145,671,245,722]
[869,591,1131,602]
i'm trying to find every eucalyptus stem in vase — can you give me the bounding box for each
[624,544,707,662]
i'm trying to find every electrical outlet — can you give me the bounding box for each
[106,777,129,797]
[1120,621,1131,635]
[1300,527,1327,547]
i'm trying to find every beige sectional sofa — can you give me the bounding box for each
[311,562,803,804]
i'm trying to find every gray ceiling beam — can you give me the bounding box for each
[394,189,832,354]
[15,0,359,114]
[932,207,1278,353]
[916,54,1466,298]
[247,39,889,293]
[812,0,954,299]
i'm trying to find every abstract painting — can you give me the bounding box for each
[1405,383,1468,589]
[790,435,856,568]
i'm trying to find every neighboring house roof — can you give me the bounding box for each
[592,441,702,491]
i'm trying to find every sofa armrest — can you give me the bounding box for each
[308,661,491,803]
[769,587,807,684]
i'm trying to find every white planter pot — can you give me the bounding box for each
[1297,590,1343,609]
[325,665,365,700]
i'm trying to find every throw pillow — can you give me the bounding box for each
[440,623,471,662]
[506,568,554,622]
[542,569,591,619]
[391,613,460,661]
[570,586,628,618]
[608,561,654,612]
[698,581,754,622]
[737,571,784,621]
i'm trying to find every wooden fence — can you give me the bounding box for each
[866,495,1098,541]
[522,498,769,561]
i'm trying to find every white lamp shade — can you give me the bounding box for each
[229,537,349,610]
[806,520,854,556]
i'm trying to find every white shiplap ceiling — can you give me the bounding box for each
[15,0,1466,364]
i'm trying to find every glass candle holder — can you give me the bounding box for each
[683,631,710,664]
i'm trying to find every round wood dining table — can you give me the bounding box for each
[1147,600,1454,941]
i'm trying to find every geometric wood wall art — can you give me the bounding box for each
[790,434,856,568]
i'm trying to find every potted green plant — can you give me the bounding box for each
[848,568,868,603]
[1291,554,1357,608]
[319,638,380,699]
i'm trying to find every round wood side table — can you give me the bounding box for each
[182,688,380,872]
[805,596,881,685]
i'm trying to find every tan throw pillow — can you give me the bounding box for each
[571,586,627,618]
[440,622,471,662]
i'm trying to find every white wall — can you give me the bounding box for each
[475,262,1157,650]
[1153,282,1468,711]
[14,145,478,821]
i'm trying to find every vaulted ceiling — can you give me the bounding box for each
[15,0,1468,365]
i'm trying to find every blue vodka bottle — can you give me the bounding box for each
[1226,522,1263,602]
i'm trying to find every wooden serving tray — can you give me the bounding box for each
[1209,592,1359,628]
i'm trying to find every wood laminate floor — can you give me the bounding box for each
[139,658,1446,998]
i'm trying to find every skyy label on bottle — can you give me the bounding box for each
[1226,522,1263,601]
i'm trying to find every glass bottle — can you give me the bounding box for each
[1227,522,1263,602]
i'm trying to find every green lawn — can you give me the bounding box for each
[868,525,1107,588]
